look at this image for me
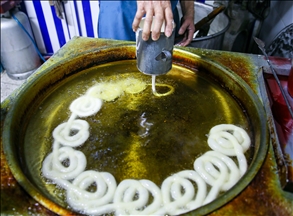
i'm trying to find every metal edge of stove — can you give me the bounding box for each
[252,55,291,191]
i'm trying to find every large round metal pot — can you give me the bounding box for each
[2,40,268,215]
[178,2,230,50]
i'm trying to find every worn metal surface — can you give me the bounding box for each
[1,37,292,215]
[263,57,293,192]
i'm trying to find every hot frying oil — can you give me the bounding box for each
[23,60,251,207]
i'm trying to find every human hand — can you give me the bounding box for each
[132,0,174,41]
[176,1,195,47]
[176,16,195,46]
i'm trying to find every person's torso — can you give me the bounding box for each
[98,1,179,41]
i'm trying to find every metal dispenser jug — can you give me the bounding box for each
[136,18,175,76]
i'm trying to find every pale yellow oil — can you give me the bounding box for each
[22,60,251,210]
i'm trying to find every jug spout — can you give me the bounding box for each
[155,50,172,62]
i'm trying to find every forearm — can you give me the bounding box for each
[180,0,194,20]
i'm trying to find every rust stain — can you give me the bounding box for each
[207,52,255,86]
[0,146,17,190]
